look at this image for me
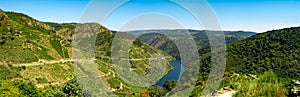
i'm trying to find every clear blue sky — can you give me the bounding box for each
[1,0,300,32]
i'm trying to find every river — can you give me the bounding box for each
[156,60,184,86]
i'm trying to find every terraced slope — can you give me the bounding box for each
[0,10,172,96]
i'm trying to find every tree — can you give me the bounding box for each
[163,80,178,91]
[0,80,20,97]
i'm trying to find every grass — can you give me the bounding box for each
[20,63,74,87]
[234,70,288,97]
[50,39,70,58]
[192,70,289,97]
[0,48,38,63]
[36,78,48,83]
[217,70,288,97]
[50,39,64,58]
[0,65,23,80]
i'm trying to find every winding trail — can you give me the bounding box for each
[13,56,168,67]
[13,59,75,67]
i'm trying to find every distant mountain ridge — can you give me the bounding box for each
[131,29,256,58]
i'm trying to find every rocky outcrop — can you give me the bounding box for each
[211,86,235,97]
[290,80,300,96]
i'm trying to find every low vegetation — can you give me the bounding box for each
[234,70,288,97]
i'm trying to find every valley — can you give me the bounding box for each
[0,9,299,97]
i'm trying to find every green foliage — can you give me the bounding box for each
[163,80,178,91]
[226,27,300,78]
[33,46,55,60]
[35,78,48,83]
[147,86,167,97]
[0,78,84,97]
[20,63,74,84]
[43,78,84,97]
[0,48,39,63]
[60,78,84,97]
[0,65,22,80]
[193,27,300,96]
[50,39,69,58]
[234,70,288,97]
[15,80,42,96]
[0,80,42,97]
[0,80,21,96]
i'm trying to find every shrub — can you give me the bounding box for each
[234,70,288,97]
[36,78,48,83]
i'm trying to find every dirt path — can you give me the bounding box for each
[13,57,168,67]
[13,59,74,67]
[215,91,235,97]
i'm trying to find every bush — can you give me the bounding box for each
[234,70,288,97]
[163,80,178,91]
[0,80,42,97]
[36,78,48,83]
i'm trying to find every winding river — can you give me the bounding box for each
[156,60,184,86]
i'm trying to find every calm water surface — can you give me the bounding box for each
[156,60,184,86]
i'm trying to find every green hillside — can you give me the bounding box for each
[193,27,300,96]
[0,10,71,64]
[226,27,300,78]
[0,10,173,96]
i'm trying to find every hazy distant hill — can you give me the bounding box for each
[131,29,256,58]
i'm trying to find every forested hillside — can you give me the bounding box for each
[192,26,300,97]
[226,27,300,78]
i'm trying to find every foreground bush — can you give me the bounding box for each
[234,70,287,97]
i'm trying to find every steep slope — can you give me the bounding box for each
[226,27,300,78]
[190,27,300,97]
[198,27,300,79]
[0,10,173,96]
[0,10,71,64]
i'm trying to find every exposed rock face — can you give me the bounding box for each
[293,80,300,85]
[211,86,234,97]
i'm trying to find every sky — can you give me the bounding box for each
[1,0,300,33]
